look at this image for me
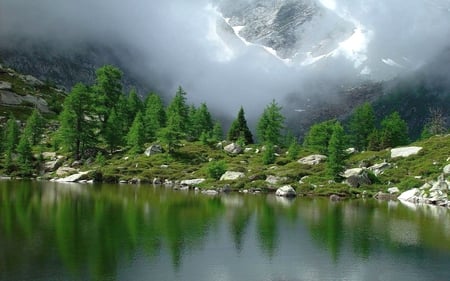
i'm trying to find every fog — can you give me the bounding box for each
[1,0,449,125]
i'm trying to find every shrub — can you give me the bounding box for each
[207,160,227,180]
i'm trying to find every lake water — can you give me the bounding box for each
[1,180,450,281]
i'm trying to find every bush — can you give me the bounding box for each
[207,160,227,180]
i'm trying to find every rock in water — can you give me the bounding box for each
[275,185,296,197]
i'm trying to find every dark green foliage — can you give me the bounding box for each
[144,93,166,141]
[211,122,223,143]
[166,86,189,133]
[4,115,20,168]
[287,139,300,161]
[348,102,375,151]
[127,111,146,154]
[189,103,213,140]
[126,88,144,124]
[23,109,44,146]
[262,143,276,165]
[227,107,253,144]
[327,122,346,180]
[257,100,285,145]
[207,160,227,180]
[104,108,124,153]
[57,83,96,160]
[367,129,381,151]
[421,108,448,139]
[158,127,183,154]
[16,132,33,175]
[93,65,123,125]
[380,112,409,148]
[303,119,335,154]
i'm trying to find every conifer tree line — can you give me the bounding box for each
[0,65,448,179]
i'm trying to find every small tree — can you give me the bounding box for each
[227,106,253,144]
[104,108,124,153]
[257,99,285,146]
[207,160,227,180]
[327,122,346,180]
[126,88,144,125]
[348,102,375,151]
[380,112,409,148]
[4,115,20,169]
[144,93,166,141]
[303,119,335,154]
[17,132,34,175]
[211,122,223,143]
[287,138,300,161]
[126,112,146,154]
[421,107,447,139]
[189,103,213,140]
[166,86,189,134]
[23,109,44,146]
[262,143,276,165]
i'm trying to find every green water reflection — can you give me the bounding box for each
[1,180,450,281]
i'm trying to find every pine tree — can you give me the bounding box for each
[287,138,300,161]
[262,143,276,165]
[17,132,33,175]
[144,93,166,141]
[211,122,223,143]
[257,100,285,145]
[104,108,123,153]
[23,109,44,146]
[380,112,409,148]
[4,115,20,169]
[57,83,96,160]
[327,122,346,180]
[127,111,145,154]
[348,102,375,151]
[303,119,335,154]
[166,86,189,134]
[126,88,144,125]
[227,106,253,144]
[190,103,213,140]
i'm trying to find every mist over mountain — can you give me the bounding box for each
[1,0,449,134]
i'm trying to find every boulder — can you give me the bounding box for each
[298,154,327,165]
[44,158,64,172]
[265,175,287,185]
[369,162,391,176]
[144,145,163,156]
[443,164,450,175]
[42,152,57,160]
[345,170,372,188]
[220,171,245,181]
[55,171,90,183]
[329,194,341,201]
[202,189,219,196]
[0,81,12,90]
[180,178,205,186]
[224,143,243,154]
[398,188,420,202]
[56,167,77,177]
[275,185,296,197]
[342,168,364,178]
[387,187,400,194]
[391,146,422,158]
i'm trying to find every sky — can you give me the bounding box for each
[1,0,450,125]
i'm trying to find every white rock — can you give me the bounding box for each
[224,143,243,154]
[391,146,422,158]
[368,162,391,176]
[180,178,205,186]
[345,148,357,154]
[298,154,327,165]
[388,187,400,194]
[342,168,364,178]
[56,167,77,177]
[443,164,450,175]
[144,145,163,156]
[220,171,245,181]
[398,188,420,202]
[275,185,297,197]
[265,175,287,185]
[202,189,219,196]
[0,81,12,90]
[55,171,90,183]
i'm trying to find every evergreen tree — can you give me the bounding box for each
[4,115,20,169]
[17,132,33,175]
[327,122,346,180]
[23,109,44,146]
[257,100,285,145]
[421,107,447,139]
[262,143,276,165]
[166,86,189,133]
[227,106,253,144]
[93,65,123,128]
[287,138,300,161]
[103,108,124,153]
[380,112,409,148]
[190,103,213,140]
[158,127,183,154]
[348,102,375,151]
[57,83,96,160]
[211,122,223,143]
[126,88,144,124]
[144,93,166,141]
[303,119,335,154]
[127,111,146,154]
[367,129,381,151]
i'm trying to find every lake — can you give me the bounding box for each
[1,180,450,281]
